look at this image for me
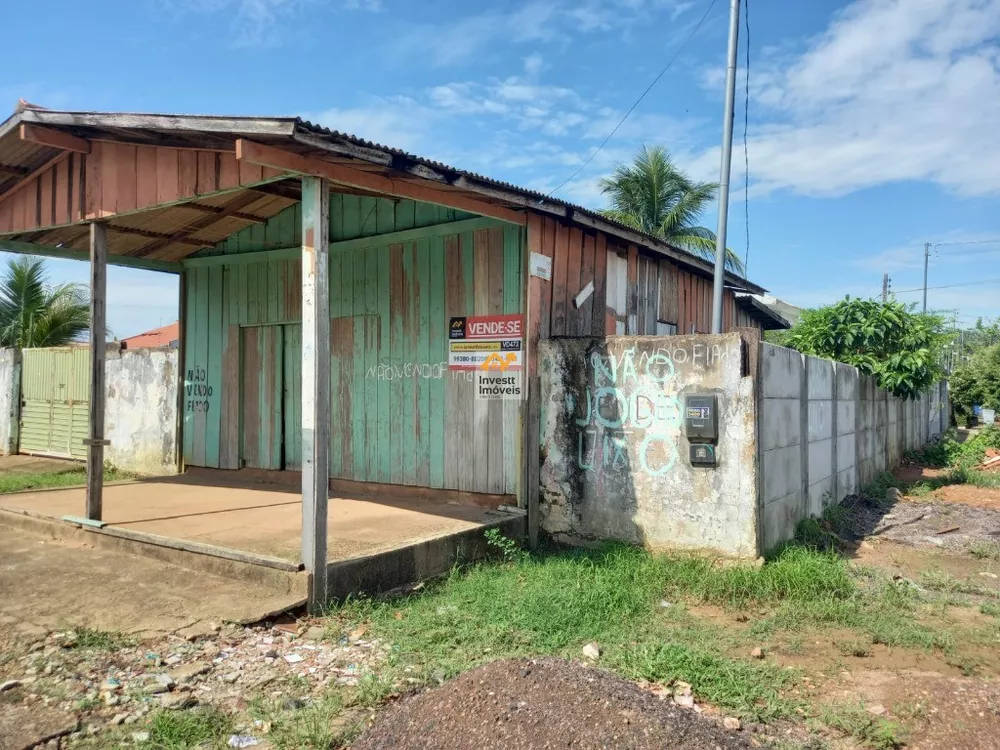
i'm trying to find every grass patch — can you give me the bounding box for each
[139,707,233,750]
[0,466,133,494]
[250,693,360,750]
[331,540,960,723]
[919,570,1000,599]
[66,626,133,651]
[980,602,1000,618]
[819,701,906,749]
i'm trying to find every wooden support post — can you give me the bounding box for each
[300,176,331,612]
[86,222,107,521]
[525,375,541,549]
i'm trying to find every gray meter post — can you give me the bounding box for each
[683,394,718,441]
[684,394,719,468]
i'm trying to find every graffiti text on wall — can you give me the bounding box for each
[186,367,213,413]
[566,343,733,477]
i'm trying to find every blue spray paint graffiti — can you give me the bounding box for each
[567,347,687,477]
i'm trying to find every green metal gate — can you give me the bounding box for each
[19,348,90,460]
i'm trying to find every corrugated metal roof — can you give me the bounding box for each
[293,117,762,291]
[0,106,765,292]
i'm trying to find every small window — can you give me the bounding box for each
[657,260,678,326]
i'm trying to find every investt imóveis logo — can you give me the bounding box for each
[477,352,521,400]
[480,352,518,371]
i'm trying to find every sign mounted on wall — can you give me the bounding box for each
[448,314,524,372]
[529,252,552,281]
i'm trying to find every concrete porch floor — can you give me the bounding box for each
[0,474,507,563]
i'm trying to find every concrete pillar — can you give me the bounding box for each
[300,176,331,612]
[86,222,108,521]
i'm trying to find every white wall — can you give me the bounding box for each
[105,348,179,474]
[0,349,19,455]
[0,347,178,473]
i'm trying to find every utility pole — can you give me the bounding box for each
[710,0,741,334]
[922,242,930,312]
[881,273,889,303]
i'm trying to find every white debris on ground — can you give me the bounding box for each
[0,617,390,746]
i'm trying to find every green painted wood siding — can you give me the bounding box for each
[198,195,476,257]
[327,223,523,494]
[183,197,524,496]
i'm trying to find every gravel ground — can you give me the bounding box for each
[351,658,754,750]
[844,495,1000,553]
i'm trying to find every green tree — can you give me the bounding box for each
[0,256,90,348]
[783,298,948,399]
[599,145,745,275]
[950,343,1000,423]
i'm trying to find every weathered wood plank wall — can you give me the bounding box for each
[183,195,523,496]
[0,142,284,233]
[526,215,756,338]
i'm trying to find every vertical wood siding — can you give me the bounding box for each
[526,215,757,338]
[183,198,523,496]
[205,195,476,257]
[0,143,284,233]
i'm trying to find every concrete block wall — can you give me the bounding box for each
[0,349,20,455]
[759,345,805,546]
[760,343,946,551]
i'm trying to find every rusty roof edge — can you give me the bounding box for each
[291,119,766,294]
[20,109,299,135]
[0,111,25,142]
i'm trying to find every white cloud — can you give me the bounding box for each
[393,0,703,67]
[163,0,379,47]
[523,53,545,77]
[720,0,1000,197]
[308,97,435,152]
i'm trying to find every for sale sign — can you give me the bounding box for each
[448,314,524,371]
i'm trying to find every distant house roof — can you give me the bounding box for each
[121,322,179,349]
[735,295,796,331]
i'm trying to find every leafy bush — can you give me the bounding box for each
[783,298,947,399]
[951,343,1000,421]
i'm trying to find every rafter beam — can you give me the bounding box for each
[20,124,91,154]
[132,191,266,257]
[108,224,206,246]
[236,139,526,226]
[184,201,267,224]
[0,238,181,273]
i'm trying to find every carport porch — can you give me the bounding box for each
[0,474,525,600]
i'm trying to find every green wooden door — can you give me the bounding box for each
[283,323,302,471]
[240,325,283,470]
[19,348,89,460]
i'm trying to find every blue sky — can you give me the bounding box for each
[3,0,1000,338]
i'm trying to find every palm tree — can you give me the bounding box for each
[599,145,745,275]
[0,256,90,348]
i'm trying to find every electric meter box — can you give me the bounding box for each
[689,443,717,467]
[683,394,718,441]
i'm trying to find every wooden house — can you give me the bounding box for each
[0,105,786,606]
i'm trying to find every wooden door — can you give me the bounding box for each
[282,323,302,471]
[240,325,283,470]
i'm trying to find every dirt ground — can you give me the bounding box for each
[351,658,753,750]
[0,524,303,636]
[0,454,81,474]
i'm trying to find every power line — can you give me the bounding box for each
[741,0,751,278]
[547,0,720,197]
[895,276,1000,294]
[934,238,1000,248]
